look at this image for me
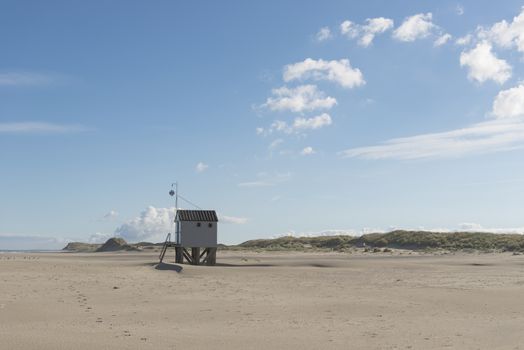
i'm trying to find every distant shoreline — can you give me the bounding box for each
[0,250,64,253]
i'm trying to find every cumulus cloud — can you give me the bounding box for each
[109,207,248,243]
[455,34,472,46]
[492,84,524,119]
[393,13,436,42]
[268,113,332,134]
[283,58,365,88]
[460,42,511,84]
[434,33,452,47]
[272,229,361,238]
[456,5,465,16]
[300,146,315,155]
[272,224,524,239]
[293,113,332,130]
[478,7,524,53]
[457,223,524,234]
[340,17,394,47]
[0,122,87,134]
[114,206,176,243]
[263,85,337,113]
[315,27,332,42]
[340,20,359,38]
[340,118,524,160]
[195,162,209,173]
[341,82,524,160]
[359,17,395,47]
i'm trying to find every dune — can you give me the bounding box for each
[95,238,139,252]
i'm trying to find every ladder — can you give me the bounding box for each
[158,232,171,263]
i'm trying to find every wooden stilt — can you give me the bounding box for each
[191,247,200,265]
[207,247,217,266]
[175,246,183,263]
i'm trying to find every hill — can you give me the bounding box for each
[62,242,101,252]
[237,230,524,252]
[95,237,139,252]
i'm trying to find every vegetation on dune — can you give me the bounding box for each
[63,230,524,253]
[237,230,524,252]
[62,242,101,252]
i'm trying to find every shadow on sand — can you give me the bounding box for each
[155,262,183,273]
[214,262,275,267]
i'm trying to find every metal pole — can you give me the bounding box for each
[175,182,178,211]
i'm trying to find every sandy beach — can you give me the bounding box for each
[1,250,524,349]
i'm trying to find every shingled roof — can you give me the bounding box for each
[175,210,218,222]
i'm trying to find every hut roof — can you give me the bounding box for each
[175,210,218,222]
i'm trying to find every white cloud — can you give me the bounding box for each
[238,172,291,188]
[457,222,483,231]
[195,162,209,173]
[340,118,524,160]
[293,113,332,130]
[434,33,452,47]
[340,20,358,38]
[220,215,248,224]
[492,84,524,119]
[263,85,337,113]
[114,206,176,242]
[393,13,436,42]
[108,207,248,243]
[283,58,365,88]
[455,34,472,46]
[479,7,524,53]
[340,18,394,47]
[457,223,524,234]
[272,229,360,238]
[271,224,524,239]
[300,146,315,155]
[359,17,394,47]
[0,72,56,87]
[269,113,332,134]
[459,42,511,84]
[315,27,332,42]
[0,122,87,134]
[456,5,464,16]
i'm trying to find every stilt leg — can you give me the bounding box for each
[175,246,183,264]
[191,247,200,265]
[206,248,217,266]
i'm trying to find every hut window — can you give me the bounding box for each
[208,223,213,228]
[196,222,201,227]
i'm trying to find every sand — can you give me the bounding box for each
[1,250,524,349]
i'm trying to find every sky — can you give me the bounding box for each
[2,0,524,249]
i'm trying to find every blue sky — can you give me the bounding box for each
[2,0,524,249]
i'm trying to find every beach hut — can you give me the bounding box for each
[159,209,218,266]
[175,210,218,248]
